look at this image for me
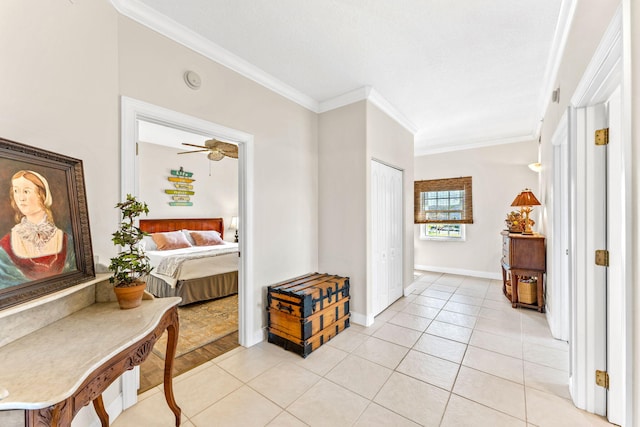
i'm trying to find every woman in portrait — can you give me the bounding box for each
[0,170,76,287]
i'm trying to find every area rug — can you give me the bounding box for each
[152,293,238,359]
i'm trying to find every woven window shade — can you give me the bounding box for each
[414,176,473,224]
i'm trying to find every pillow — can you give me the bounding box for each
[151,231,192,251]
[139,235,158,251]
[181,229,196,245]
[189,230,224,246]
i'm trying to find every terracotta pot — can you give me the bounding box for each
[113,282,146,309]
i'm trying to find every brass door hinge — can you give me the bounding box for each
[595,250,609,266]
[595,128,609,145]
[596,370,609,389]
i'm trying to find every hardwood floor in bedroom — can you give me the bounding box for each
[140,330,240,393]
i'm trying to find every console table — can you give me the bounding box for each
[0,297,182,427]
[500,231,546,312]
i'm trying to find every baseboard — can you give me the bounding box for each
[414,265,501,280]
[404,282,418,295]
[350,311,374,327]
[246,327,265,347]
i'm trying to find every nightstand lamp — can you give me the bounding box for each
[511,189,541,235]
[229,216,239,243]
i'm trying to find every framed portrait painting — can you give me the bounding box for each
[0,137,94,310]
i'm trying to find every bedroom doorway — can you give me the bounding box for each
[120,97,255,397]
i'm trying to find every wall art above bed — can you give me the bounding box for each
[165,166,194,207]
[0,137,95,310]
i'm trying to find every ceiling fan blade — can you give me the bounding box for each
[211,141,239,158]
[177,149,209,154]
[182,142,208,149]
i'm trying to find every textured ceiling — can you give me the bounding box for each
[124,0,566,155]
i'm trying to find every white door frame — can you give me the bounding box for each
[120,96,256,350]
[568,7,632,424]
[548,110,570,341]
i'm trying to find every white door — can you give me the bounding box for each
[570,102,607,415]
[549,111,570,341]
[571,90,624,422]
[604,85,623,425]
[371,160,403,316]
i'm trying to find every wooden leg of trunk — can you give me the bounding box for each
[164,308,182,426]
[92,395,109,427]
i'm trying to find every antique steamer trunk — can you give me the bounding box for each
[267,272,350,357]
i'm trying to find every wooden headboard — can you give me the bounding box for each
[139,218,224,239]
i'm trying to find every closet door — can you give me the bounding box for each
[372,160,403,316]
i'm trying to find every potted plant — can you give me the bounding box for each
[109,194,153,309]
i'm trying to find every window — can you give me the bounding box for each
[414,176,473,224]
[419,223,466,241]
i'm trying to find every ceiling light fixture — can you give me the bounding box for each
[528,162,541,172]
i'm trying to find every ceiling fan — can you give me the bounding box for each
[178,139,238,161]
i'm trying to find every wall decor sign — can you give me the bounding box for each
[167,167,194,206]
[0,137,95,310]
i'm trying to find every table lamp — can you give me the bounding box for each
[229,216,239,243]
[511,189,541,235]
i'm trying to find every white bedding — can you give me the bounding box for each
[147,242,239,288]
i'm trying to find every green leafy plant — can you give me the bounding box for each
[108,194,153,287]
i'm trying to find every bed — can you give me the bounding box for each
[139,218,238,306]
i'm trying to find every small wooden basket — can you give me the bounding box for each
[505,280,512,297]
[518,278,537,304]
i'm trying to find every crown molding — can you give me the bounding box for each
[414,132,537,156]
[318,86,417,135]
[367,88,418,135]
[110,0,319,112]
[111,1,418,136]
[317,86,372,113]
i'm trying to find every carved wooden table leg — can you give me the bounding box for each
[26,400,71,427]
[163,307,182,426]
[92,395,109,427]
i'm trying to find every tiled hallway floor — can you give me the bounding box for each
[113,272,614,426]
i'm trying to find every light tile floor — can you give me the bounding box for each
[113,272,614,427]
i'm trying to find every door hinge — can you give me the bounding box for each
[595,249,609,266]
[595,128,609,146]
[596,370,609,389]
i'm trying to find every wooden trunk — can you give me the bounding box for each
[267,272,350,357]
[268,316,350,358]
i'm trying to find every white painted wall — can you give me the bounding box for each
[318,101,414,324]
[414,141,538,278]
[318,102,367,318]
[138,141,238,239]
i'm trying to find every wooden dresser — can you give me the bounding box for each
[500,231,546,312]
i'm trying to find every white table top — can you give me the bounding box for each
[0,297,181,410]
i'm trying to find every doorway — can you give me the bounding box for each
[120,96,256,405]
[371,160,403,316]
[135,120,240,393]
